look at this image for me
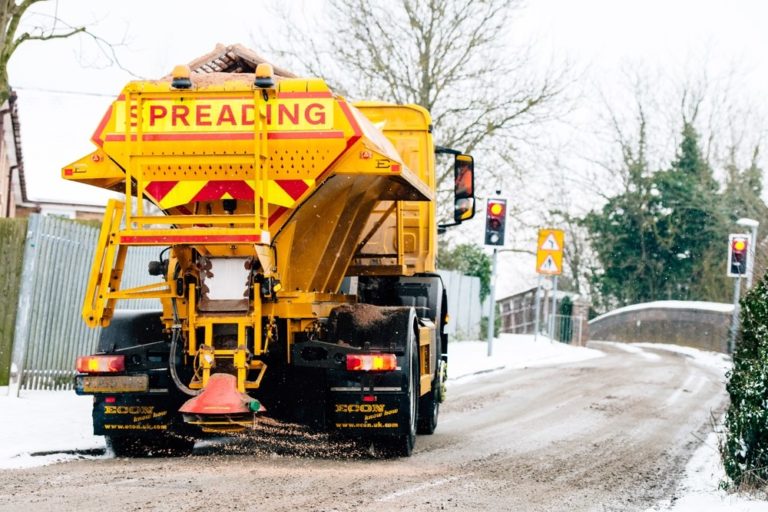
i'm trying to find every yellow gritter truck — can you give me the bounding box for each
[64,48,476,457]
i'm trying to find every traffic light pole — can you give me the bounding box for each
[487,248,498,356]
[747,224,758,289]
[728,276,742,355]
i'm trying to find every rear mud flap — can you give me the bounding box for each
[93,395,183,436]
[330,392,409,436]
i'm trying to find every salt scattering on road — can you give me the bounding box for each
[0,333,601,468]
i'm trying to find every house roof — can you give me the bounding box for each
[185,43,296,78]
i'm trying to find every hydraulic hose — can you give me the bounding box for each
[169,297,200,396]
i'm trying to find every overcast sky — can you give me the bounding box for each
[8,0,768,296]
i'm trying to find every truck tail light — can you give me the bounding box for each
[76,355,125,374]
[346,354,397,372]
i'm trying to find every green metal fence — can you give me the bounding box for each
[551,313,584,344]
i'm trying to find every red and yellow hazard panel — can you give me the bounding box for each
[144,179,314,210]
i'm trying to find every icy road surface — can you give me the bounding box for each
[0,339,736,511]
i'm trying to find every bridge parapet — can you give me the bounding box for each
[588,301,733,353]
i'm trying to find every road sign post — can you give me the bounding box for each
[533,274,542,341]
[550,275,558,340]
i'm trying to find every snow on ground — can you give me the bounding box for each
[649,430,768,512]
[0,388,106,469]
[447,333,604,383]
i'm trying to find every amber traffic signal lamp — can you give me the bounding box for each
[728,234,749,277]
[485,198,507,246]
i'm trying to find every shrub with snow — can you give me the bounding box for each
[723,273,768,488]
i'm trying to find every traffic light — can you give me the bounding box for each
[728,234,750,277]
[484,198,507,246]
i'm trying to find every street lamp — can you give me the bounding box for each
[736,218,759,289]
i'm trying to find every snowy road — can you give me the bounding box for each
[0,341,730,511]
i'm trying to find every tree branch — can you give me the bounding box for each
[12,25,84,53]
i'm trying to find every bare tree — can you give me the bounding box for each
[266,0,570,212]
[0,0,129,105]
[571,61,768,306]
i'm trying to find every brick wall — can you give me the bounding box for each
[588,302,732,353]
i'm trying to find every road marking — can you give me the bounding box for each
[376,475,467,502]
[591,341,661,361]
[687,375,708,396]
[664,374,698,407]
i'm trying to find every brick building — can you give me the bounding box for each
[0,91,106,220]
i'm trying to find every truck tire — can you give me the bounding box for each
[107,433,194,458]
[417,360,443,435]
[417,393,438,435]
[418,289,447,435]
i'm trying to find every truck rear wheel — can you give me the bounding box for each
[418,345,445,435]
[417,377,440,435]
